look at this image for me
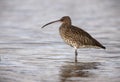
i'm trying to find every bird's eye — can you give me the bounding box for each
[60,18,64,21]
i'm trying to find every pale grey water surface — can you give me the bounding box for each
[0,0,120,82]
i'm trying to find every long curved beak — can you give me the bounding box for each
[41,20,61,28]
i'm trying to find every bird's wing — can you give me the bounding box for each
[70,25,105,49]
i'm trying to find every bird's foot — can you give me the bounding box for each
[75,58,78,63]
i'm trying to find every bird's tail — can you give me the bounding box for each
[100,46,106,49]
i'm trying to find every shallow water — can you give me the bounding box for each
[0,0,120,82]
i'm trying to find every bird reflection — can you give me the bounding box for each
[60,61,100,82]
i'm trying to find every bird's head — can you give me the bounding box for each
[60,16,71,23]
[41,16,71,28]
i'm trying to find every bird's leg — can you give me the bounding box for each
[75,49,78,62]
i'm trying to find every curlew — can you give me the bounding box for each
[41,16,105,62]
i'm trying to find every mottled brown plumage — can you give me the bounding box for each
[42,16,105,62]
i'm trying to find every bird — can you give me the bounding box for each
[41,16,106,62]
